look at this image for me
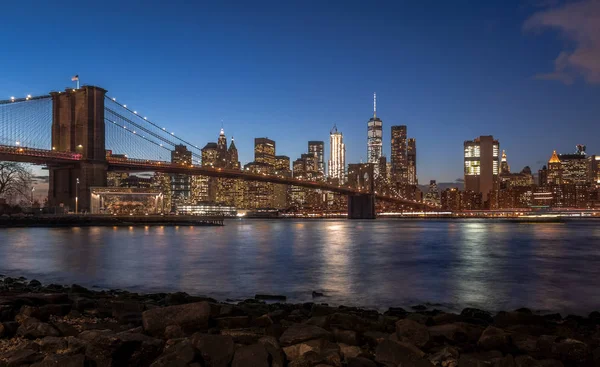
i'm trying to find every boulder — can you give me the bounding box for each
[16,318,60,339]
[142,301,211,335]
[396,318,430,347]
[338,343,362,360]
[515,355,541,367]
[37,336,68,353]
[494,312,546,328]
[552,338,590,364]
[375,340,431,367]
[1,348,44,366]
[164,324,185,339]
[282,338,340,361]
[258,336,285,367]
[538,360,564,367]
[220,328,265,344]
[329,313,373,333]
[231,343,270,367]
[29,353,86,367]
[461,308,494,324]
[150,339,197,367]
[280,323,332,346]
[191,333,235,367]
[363,331,388,347]
[428,346,459,366]
[216,316,250,329]
[478,326,512,351]
[457,351,504,367]
[332,328,360,345]
[429,322,483,344]
[117,332,165,366]
[347,357,378,367]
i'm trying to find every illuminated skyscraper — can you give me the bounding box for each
[367,93,383,170]
[407,138,417,185]
[390,125,407,183]
[255,138,276,166]
[547,150,563,185]
[500,150,510,174]
[308,141,325,177]
[171,144,192,208]
[328,125,345,183]
[464,136,499,202]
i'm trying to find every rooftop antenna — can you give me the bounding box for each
[373,92,377,118]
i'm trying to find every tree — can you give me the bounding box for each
[0,161,33,204]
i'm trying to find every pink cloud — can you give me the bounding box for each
[524,0,600,84]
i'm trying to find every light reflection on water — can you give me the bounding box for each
[1,219,600,314]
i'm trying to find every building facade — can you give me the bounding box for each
[171,144,192,209]
[407,138,417,185]
[464,136,499,202]
[367,94,383,173]
[308,141,325,178]
[328,125,345,184]
[390,125,407,184]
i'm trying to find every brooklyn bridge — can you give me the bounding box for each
[0,86,436,218]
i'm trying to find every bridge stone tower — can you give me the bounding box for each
[347,163,376,219]
[48,86,107,212]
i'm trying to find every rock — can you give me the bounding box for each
[375,339,431,367]
[191,333,235,367]
[37,336,68,353]
[406,313,430,325]
[538,360,563,367]
[338,343,361,360]
[2,348,44,366]
[69,284,91,294]
[312,304,335,317]
[428,346,459,366]
[216,316,250,329]
[458,351,503,367]
[332,328,360,345]
[258,336,285,367]
[396,318,430,347]
[255,294,287,301]
[512,333,538,354]
[384,307,407,317]
[494,312,546,328]
[38,304,71,321]
[150,339,197,367]
[280,323,332,346]
[552,338,590,364]
[282,339,340,361]
[478,326,512,351]
[306,316,330,329]
[461,308,494,324]
[429,322,483,344]
[220,328,265,344]
[1,321,19,338]
[543,314,562,322]
[347,357,378,367]
[164,324,185,339]
[515,355,541,367]
[362,331,388,347]
[142,301,211,335]
[29,353,85,367]
[28,279,42,288]
[231,343,270,367]
[493,354,516,367]
[412,305,427,311]
[16,318,60,339]
[312,291,325,298]
[432,312,463,325]
[65,336,87,355]
[329,313,374,333]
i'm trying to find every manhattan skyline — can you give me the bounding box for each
[1,0,599,183]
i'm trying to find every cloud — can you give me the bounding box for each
[524,0,600,84]
[455,178,465,183]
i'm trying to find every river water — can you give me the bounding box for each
[1,219,600,314]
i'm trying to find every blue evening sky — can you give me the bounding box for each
[1,0,599,183]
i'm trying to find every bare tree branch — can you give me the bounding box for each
[0,161,33,204]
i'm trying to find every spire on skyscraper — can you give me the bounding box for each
[373,92,377,118]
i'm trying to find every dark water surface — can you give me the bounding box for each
[1,219,600,314]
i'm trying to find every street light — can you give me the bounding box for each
[31,187,35,206]
[75,178,80,214]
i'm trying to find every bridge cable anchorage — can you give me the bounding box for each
[104,96,204,153]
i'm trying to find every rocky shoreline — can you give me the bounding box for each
[1,277,599,366]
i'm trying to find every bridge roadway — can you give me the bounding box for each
[0,145,434,209]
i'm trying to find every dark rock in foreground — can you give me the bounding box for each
[1,277,599,366]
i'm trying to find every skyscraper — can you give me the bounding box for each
[390,125,407,183]
[407,138,417,185]
[254,138,276,166]
[367,93,383,169]
[500,150,510,174]
[171,144,192,208]
[308,141,325,178]
[328,125,345,183]
[464,136,499,202]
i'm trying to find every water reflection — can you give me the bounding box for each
[1,219,600,314]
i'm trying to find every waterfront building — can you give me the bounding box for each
[391,125,407,184]
[407,138,417,185]
[538,165,548,187]
[423,180,441,206]
[274,155,291,209]
[243,161,274,209]
[171,144,192,209]
[441,187,462,211]
[177,202,237,217]
[254,138,276,166]
[559,147,588,184]
[461,190,483,210]
[90,187,163,215]
[547,150,563,185]
[308,141,325,178]
[151,172,171,211]
[367,93,383,176]
[464,136,499,202]
[589,155,600,187]
[328,125,345,184]
[120,175,152,189]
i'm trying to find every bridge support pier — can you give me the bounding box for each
[48,87,107,213]
[347,194,376,219]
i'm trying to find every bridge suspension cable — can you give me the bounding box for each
[0,96,52,150]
